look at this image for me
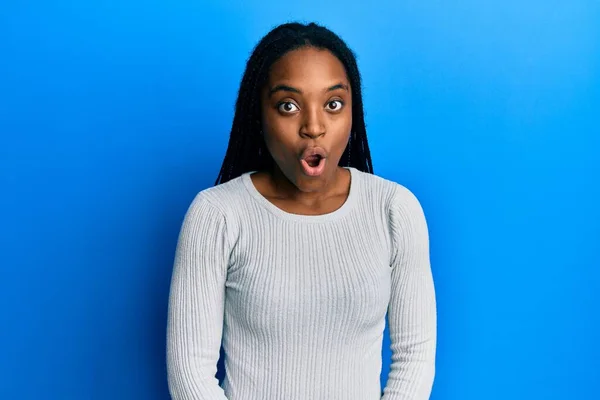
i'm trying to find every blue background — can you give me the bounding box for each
[1,1,599,399]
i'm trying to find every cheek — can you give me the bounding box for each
[262,113,299,154]
[262,126,298,163]
[332,113,352,151]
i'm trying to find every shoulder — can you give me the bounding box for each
[182,174,250,227]
[178,176,249,249]
[355,170,429,263]
[355,168,425,217]
[190,174,248,212]
[357,172,431,267]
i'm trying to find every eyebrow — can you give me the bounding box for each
[268,83,349,97]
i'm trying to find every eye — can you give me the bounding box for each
[326,100,344,112]
[277,101,299,114]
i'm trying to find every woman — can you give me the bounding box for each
[166,22,437,400]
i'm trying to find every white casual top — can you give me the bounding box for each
[166,167,437,400]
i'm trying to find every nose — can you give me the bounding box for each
[299,107,325,139]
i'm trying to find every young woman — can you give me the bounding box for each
[166,22,437,400]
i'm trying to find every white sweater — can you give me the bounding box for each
[166,167,437,400]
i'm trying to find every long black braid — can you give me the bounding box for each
[214,22,374,185]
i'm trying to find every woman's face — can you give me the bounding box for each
[260,46,352,192]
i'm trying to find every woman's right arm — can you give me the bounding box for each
[166,193,230,400]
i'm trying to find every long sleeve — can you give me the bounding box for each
[166,193,230,400]
[382,185,437,400]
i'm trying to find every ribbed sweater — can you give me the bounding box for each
[166,166,437,400]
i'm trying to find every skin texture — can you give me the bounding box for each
[251,46,353,215]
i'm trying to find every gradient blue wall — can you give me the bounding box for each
[1,1,598,399]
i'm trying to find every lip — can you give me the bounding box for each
[299,146,328,161]
[298,146,328,177]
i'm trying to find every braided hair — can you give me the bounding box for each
[215,22,374,185]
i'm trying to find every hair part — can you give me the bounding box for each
[215,22,374,185]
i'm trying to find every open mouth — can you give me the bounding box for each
[299,147,327,177]
[304,154,323,168]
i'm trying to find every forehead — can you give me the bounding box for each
[267,47,349,86]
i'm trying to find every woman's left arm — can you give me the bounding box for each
[381,185,437,400]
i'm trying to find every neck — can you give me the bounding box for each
[268,164,348,203]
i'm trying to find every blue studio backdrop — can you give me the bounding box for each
[1,1,598,399]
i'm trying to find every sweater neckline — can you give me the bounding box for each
[241,167,359,223]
